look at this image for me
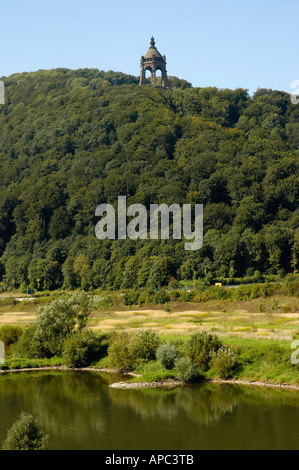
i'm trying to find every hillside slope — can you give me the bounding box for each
[0,68,298,291]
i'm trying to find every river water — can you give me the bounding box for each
[0,370,298,450]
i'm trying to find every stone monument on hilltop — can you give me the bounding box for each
[139,37,170,89]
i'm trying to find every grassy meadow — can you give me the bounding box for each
[0,281,298,385]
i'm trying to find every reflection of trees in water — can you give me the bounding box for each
[108,384,242,424]
[175,384,240,425]
[108,382,299,425]
[31,373,104,434]
[109,387,180,420]
[233,385,299,408]
[1,372,299,448]
[0,372,110,438]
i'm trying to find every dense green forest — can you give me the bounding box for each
[0,68,298,292]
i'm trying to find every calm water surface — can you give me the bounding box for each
[0,370,298,450]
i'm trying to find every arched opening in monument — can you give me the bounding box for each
[145,69,152,84]
[155,69,162,87]
[144,68,163,87]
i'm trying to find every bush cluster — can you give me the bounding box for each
[2,412,49,451]
[186,331,222,371]
[62,330,103,368]
[5,290,238,381]
[156,341,181,370]
[210,347,236,379]
[107,329,161,371]
[174,357,200,382]
[106,328,236,382]
[11,294,104,368]
[0,325,23,357]
[122,280,298,309]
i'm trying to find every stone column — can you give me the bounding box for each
[151,65,157,84]
[139,57,147,86]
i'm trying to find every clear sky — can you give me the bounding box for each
[1,0,298,95]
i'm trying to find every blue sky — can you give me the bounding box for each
[1,0,298,95]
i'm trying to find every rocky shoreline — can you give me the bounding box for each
[109,378,184,389]
[109,377,299,391]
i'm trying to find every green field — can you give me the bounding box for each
[1,284,298,386]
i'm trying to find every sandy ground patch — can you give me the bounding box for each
[97,319,128,326]
[274,313,299,318]
[0,311,29,316]
[170,310,211,316]
[0,312,36,324]
[113,309,210,318]
[231,313,263,319]
[164,323,199,330]
[114,310,166,315]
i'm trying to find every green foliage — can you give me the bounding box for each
[62,330,103,368]
[3,357,64,370]
[0,70,298,291]
[174,357,201,382]
[106,329,161,371]
[153,290,170,305]
[156,341,181,369]
[210,347,236,379]
[107,332,135,371]
[0,325,23,357]
[186,331,222,371]
[12,292,96,358]
[283,274,299,297]
[133,359,164,375]
[128,329,161,363]
[130,369,177,383]
[0,73,296,287]
[2,412,49,450]
[29,259,62,291]
[11,326,40,359]
[228,342,298,384]
[123,290,139,306]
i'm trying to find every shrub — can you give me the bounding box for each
[186,331,222,371]
[123,290,139,306]
[174,357,200,382]
[11,326,42,359]
[107,332,135,371]
[210,347,236,379]
[250,285,260,299]
[62,330,103,368]
[137,290,152,307]
[12,292,96,359]
[156,341,181,370]
[2,412,49,450]
[153,290,169,305]
[283,275,299,297]
[0,326,23,357]
[133,360,163,375]
[128,329,160,364]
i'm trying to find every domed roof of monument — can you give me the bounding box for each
[144,37,163,59]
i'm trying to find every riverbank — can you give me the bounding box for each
[109,376,299,391]
[1,365,299,391]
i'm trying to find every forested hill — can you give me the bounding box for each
[0,68,298,292]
